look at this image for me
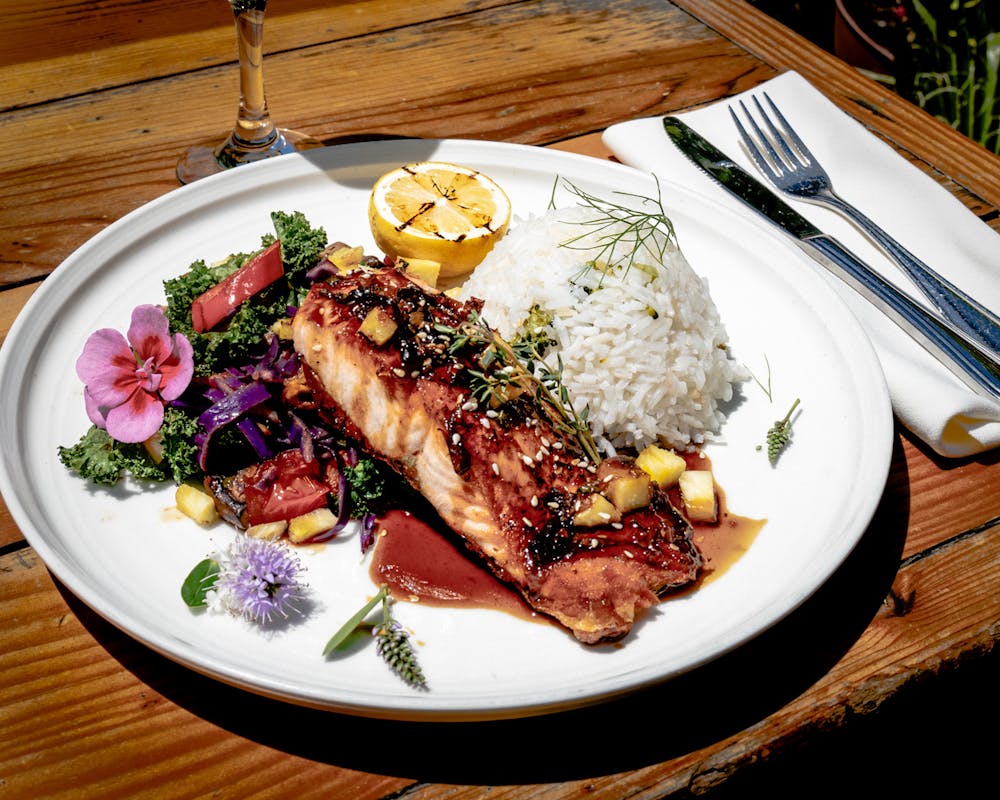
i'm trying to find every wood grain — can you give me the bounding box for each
[3,504,997,798]
[0,0,765,287]
[2,1,1000,797]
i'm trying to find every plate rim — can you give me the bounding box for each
[0,137,894,720]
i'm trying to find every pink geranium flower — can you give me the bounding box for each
[76,304,194,443]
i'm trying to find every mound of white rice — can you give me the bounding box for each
[459,204,746,455]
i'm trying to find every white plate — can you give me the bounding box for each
[0,139,893,721]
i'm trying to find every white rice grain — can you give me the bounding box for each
[460,205,746,454]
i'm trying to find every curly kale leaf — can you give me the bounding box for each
[58,407,202,486]
[162,212,327,375]
[271,210,328,280]
[58,426,167,486]
[157,406,202,483]
[343,457,394,518]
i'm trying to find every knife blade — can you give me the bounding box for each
[662,115,1000,403]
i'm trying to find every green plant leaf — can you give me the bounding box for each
[323,586,387,655]
[180,558,220,608]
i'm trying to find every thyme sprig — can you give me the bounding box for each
[434,309,600,464]
[554,177,677,283]
[324,585,428,690]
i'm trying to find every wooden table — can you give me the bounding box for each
[3,1,998,796]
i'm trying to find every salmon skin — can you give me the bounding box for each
[292,265,701,644]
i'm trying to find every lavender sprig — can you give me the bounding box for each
[324,585,428,690]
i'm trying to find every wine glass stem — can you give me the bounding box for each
[231,3,276,148]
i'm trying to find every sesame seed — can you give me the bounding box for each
[462,401,477,412]
[522,455,534,467]
[486,409,499,418]
[623,550,634,559]
[522,517,533,527]
[492,462,500,475]
[451,433,461,445]
[530,495,538,507]
[311,344,322,352]
[611,522,624,530]
[392,367,406,378]
[480,418,490,429]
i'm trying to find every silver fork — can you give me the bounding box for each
[730,92,1000,357]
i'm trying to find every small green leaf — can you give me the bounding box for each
[181,558,220,608]
[323,586,388,655]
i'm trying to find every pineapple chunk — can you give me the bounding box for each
[288,507,338,543]
[175,483,219,526]
[270,317,294,340]
[246,521,288,541]
[399,257,441,287]
[327,244,365,273]
[636,444,686,487]
[143,433,164,464]
[678,470,717,523]
[572,493,621,527]
[606,473,652,513]
[358,306,398,345]
[597,460,652,513]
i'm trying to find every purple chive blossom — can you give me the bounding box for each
[208,536,307,623]
[76,304,194,443]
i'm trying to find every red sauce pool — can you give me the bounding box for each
[369,451,765,624]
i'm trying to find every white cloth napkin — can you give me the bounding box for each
[602,70,1000,458]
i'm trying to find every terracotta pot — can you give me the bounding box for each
[834,0,895,74]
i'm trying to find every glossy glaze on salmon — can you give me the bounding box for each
[292,266,701,643]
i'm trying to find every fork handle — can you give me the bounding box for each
[803,234,1000,403]
[816,191,1000,356]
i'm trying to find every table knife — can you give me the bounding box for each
[662,116,1000,404]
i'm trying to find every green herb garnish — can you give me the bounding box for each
[765,398,800,464]
[434,309,600,464]
[555,177,677,282]
[324,585,428,690]
[180,558,220,608]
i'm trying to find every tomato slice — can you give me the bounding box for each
[191,240,284,333]
[243,449,331,525]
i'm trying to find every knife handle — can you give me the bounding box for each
[805,234,1000,403]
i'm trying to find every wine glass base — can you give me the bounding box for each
[176,128,324,184]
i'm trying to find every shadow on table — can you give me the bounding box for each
[63,437,915,786]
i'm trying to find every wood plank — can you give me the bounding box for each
[0,282,38,346]
[3,505,997,797]
[0,549,414,800]
[0,0,518,110]
[0,0,763,286]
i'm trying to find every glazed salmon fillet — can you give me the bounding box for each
[292,266,701,643]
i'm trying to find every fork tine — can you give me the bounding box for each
[730,101,784,178]
[761,92,814,167]
[751,95,800,169]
